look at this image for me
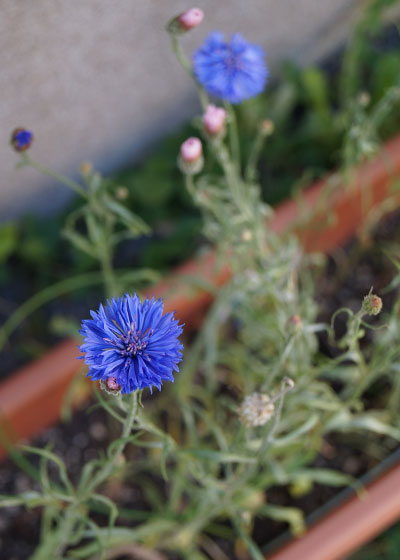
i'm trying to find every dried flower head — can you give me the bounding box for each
[80,294,184,394]
[239,392,274,427]
[193,32,268,104]
[10,128,34,152]
[362,292,382,316]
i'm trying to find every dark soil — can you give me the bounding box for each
[1,212,400,560]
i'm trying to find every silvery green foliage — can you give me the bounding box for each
[2,4,400,560]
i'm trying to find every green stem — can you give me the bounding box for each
[170,33,192,75]
[170,33,208,110]
[0,272,106,350]
[20,154,88,200]
[85,391,139,493]
[34,392,139,559]
[245,127,267,183]
[223,102,241,171]
[212,138,250,219]
[98,240,118,298]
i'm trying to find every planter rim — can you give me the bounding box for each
[266,448,400,560]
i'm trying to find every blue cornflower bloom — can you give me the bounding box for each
[11,128,34,151]
[193,32,268,104]
[79,294,184,394]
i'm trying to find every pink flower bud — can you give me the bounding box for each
[180,137,202,162]
[106,376,120,391]
[203,105,227,135]
[178,8,204,30]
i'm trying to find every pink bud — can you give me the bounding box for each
[178,8,204,30]
[203,105,227,135]
[180,137,202,162]
[106,376,120,391]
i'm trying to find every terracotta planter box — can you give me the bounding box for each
[267,452,400,560]
[1,134,400,558]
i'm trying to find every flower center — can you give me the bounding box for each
[224,52,241,73]
[121,325,148,356]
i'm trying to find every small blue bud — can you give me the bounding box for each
[11,128,34,152]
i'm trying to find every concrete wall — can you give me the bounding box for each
[0,0,364,221]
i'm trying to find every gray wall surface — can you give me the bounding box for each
[1,0,365,221]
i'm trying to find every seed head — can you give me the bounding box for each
[239,392,274,427]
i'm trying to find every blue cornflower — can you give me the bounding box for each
[11,128,34,151]
[193,32,268,104]
[79,294,184,394]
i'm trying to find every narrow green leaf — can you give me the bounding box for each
[259,504,305,536]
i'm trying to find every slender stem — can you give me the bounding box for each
[0,272,106,350]
[34,393,139,559]
[97,233,118,298]
[211,138,250,219]
[20,154,88,200]
[170,33,192,75]
[85,390,139,493]
[170,33,208,110]
[245,127,267,183]
[223,102,241,171]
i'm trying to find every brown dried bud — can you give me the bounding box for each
[115,186,129,200]
[80,161,93,176]
[362,293,382,316]
[260,119,274,136]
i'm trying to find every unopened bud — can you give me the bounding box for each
[178,137,203,175]
[167,8,204,34]
[100,376,121,396]
[203,104,226,136]
[289,314,302,328]
[241,229,252,242]
[260,119,274,136]
[80,161,93,176]
[362,293,382,316]
[180,137,202,162]
[359,92,371,107]
[239,393,274,427]
[177,8,204,30]
[115,186,129,200]
[283,377,295,390]
[11,128,33,152]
